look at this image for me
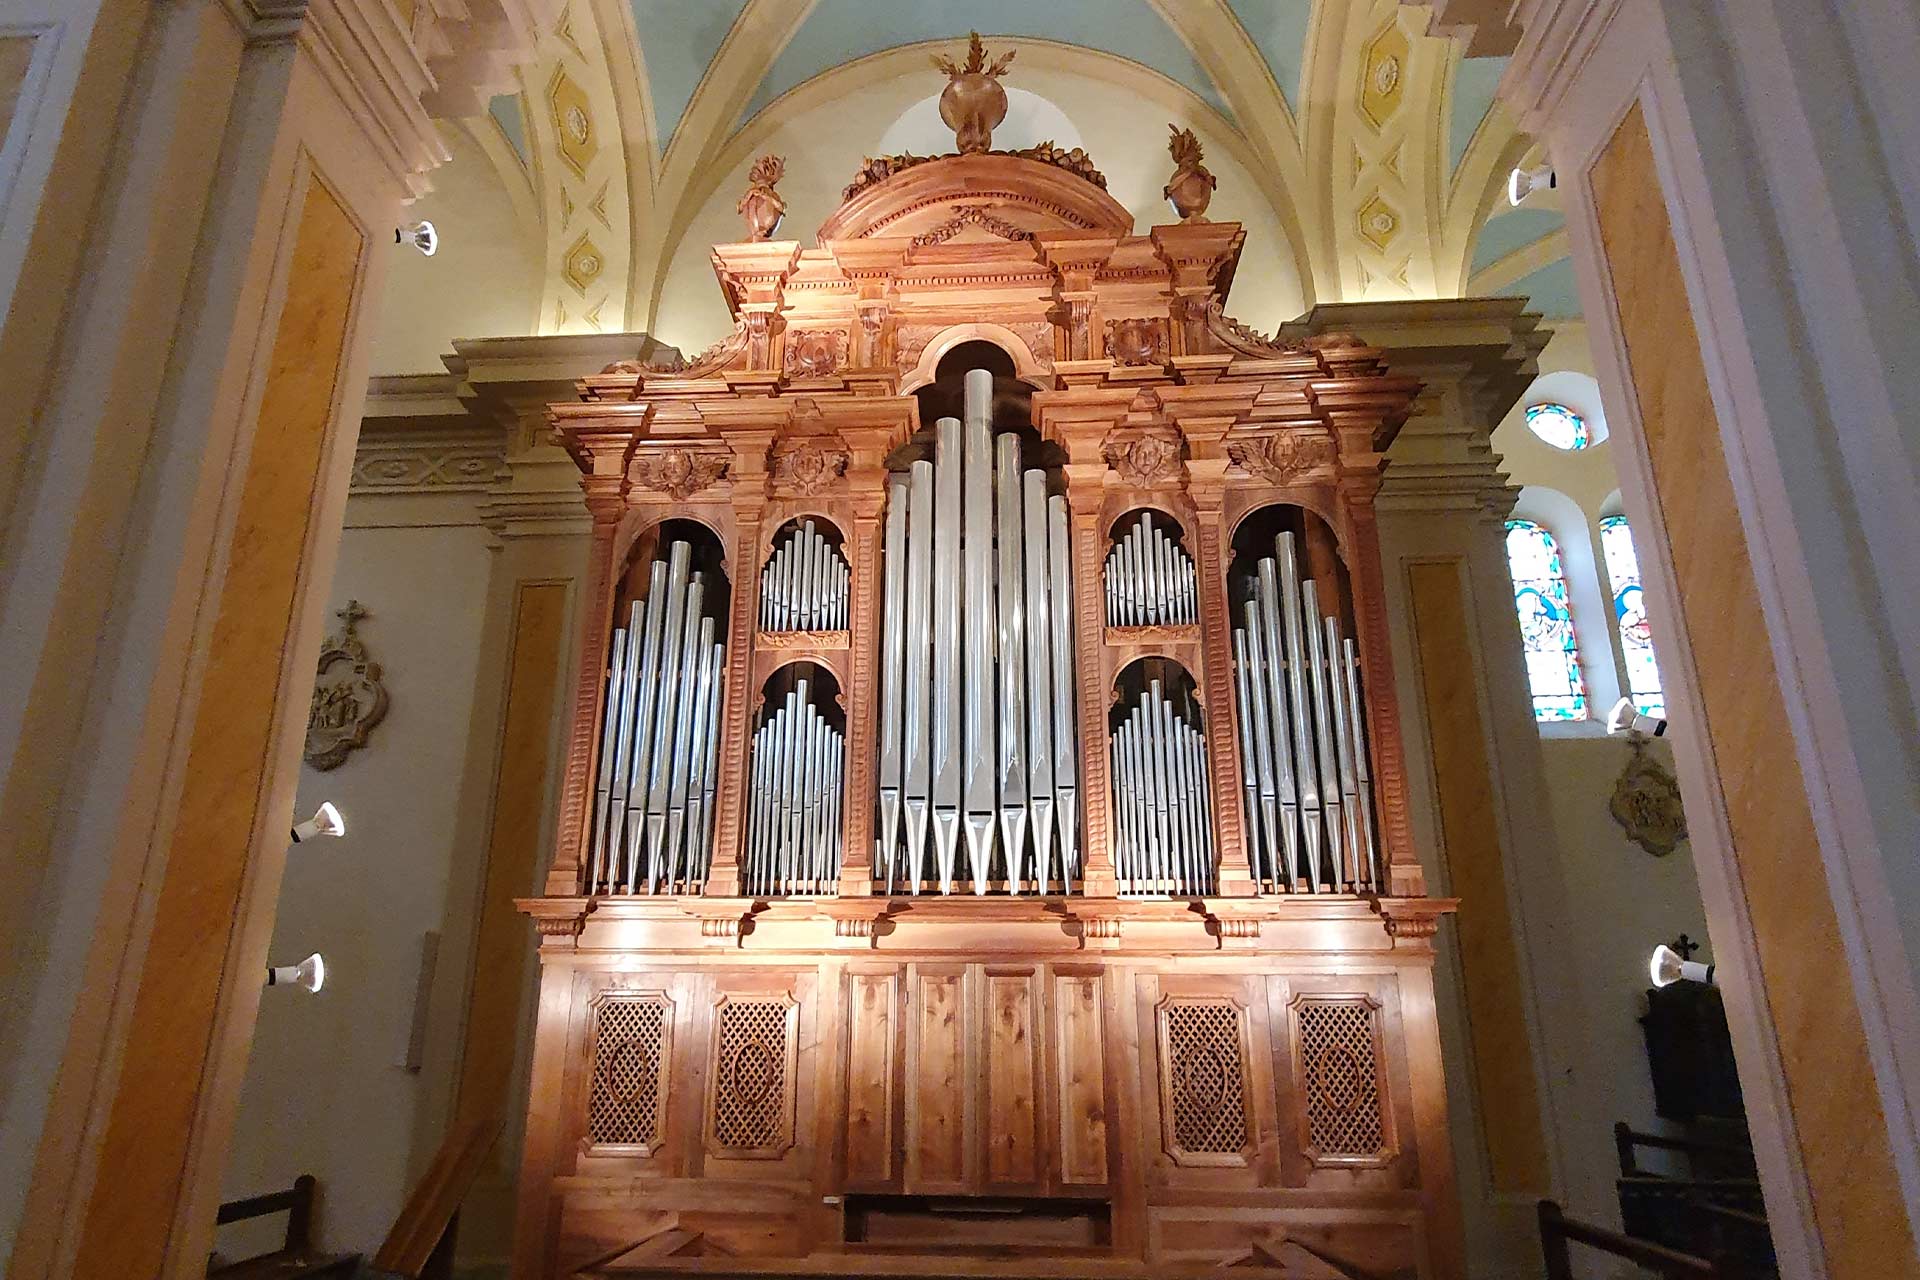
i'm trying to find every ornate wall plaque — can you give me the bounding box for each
[1105,316,1168,366]
[306,600,389,771]
[1610,734,1689,857]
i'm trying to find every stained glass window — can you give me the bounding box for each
[1599,515,1665,717]
[1504,519,1587,721]
[1524,402,1590,451]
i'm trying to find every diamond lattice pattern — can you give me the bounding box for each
[712,999,790,1151]
[588,996,668,1147]
[1300,999,1385,1157]
[1162,1000,1249,1155]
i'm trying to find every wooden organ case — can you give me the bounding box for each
[516,119,1463,1280]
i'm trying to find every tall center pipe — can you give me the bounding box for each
[930,416,963,892]
[961,370,998,893]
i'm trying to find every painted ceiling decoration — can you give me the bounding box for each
[452,0,1571,340]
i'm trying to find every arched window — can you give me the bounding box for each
[1504,519,1588,721]
[1599,515,1665,717]
[1523,402,1591,450]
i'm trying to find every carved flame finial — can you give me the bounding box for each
[738,154,787,240]
[933,32,1014,154]
[1163,125,1216,222]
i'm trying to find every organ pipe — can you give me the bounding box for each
[1110,678,1215,896]
[760,519,848,631]
[876,367,1080,894]
[587,540,726,894]
[1231,530,1380,892]
[744,677,844,896]
[1104,512,1197,626]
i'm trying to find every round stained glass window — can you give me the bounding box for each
[1524,402,1590,450]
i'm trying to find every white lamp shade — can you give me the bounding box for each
[1649,943,1713,988]
[267,952,326,993]
[292,801,346,843]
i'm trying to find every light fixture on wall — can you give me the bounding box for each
[1607,696,1668,738]
[265,953,326,993]
[1507,163,1557,206]
[1649,941,1713,988]
[395,219,438,257]
[291,801,346,844]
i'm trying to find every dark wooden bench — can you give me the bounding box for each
[1539,1199,1770,1279]
[210,1174,359,1279]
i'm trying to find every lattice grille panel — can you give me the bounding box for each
[1299,999,1386,1157]
[1161,1000,1249,1155]
[712,999,791,1152]
[588,995,668,1148]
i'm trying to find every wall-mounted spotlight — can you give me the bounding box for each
[1649,942,1714,988]
[266,952,326,993]
[1507,163,1557,207]
[1607,696,1668,738]
[396,219,438,257]
[291,801,346,844]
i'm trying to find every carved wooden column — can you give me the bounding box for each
[1341,477,1422,897]
[704,450,770,898]
[1185,452,1257,896]
[836,480,886,896]
[1063,463,1117,896]
[546,472,625,896]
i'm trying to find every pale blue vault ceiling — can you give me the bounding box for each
[1223,0,1313,112]
[634,0,751,153]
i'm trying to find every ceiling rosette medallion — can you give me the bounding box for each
[1226,433,1337,483]
[630,447,730,501]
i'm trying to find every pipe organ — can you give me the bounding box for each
[519,71,1466,1280]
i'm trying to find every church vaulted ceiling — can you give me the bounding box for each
[460,0,1568,343]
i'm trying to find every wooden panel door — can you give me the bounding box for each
[1270,972,1418,1190]
[983,968,1044,1189]
[1051,967,1112,1189]
[1134,971,1279,1190]
[697,968,818,1183]
[904,963,971,1192]
[844,966,901,1188]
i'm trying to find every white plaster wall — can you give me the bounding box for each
[368,127,541,375]
[652,55,1302,353]
[218,512,494,1258]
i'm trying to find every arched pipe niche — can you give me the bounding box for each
[1104,507,1198,629]
[1226,503,1380,895]
[1109,658,1215,898]
[744,662,846,898]
[758,514,849,635]
[587,517,731,897]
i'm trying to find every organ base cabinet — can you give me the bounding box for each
[516,899,1457,1279]
[517,43,1466,1280]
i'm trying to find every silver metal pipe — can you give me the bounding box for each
[590,626,628,892]
[747,722,767,892]
[628,548,685,890]
[1276,533,1319,889]
[698,638,722,880]
[658,576,705,891]
[994,433,1030,891]
[1326,615,1364,890]
[1344,638,1379,891]
[903,459,934,889]
[1241,600,1282,887]
[1022,471,1057,889]
[1255,558,1301,886]
[879,477,908,890]
[962,372,996,894]
[1047,495,1079,880]
[1231,628,1266,885]
[1302,579,1345,890]
[931,415,962,893]
[679,614,717,888]
[618,567,665,891]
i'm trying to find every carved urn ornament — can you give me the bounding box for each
[1164,125,1217,222]
[933,32,1014,154]
[738,154,787,240]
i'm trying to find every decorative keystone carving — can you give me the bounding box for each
[631,448,730,501]
[1105,315,1168,366]
[1226,433,1337,482]
[1102,427,1184,488]
[784,328,846,378]
[910,204,1035,247]
[305,600,389,770]
[1610,734,1689,857]
[768,432,851,496]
